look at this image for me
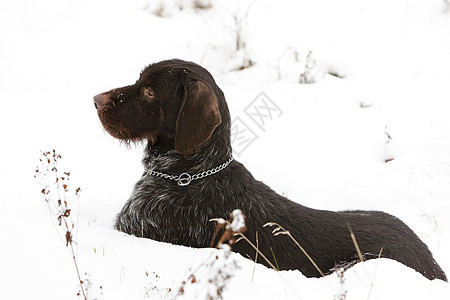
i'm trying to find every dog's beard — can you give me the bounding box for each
[116,132,157,148]
[97,110,153,143]
[118,138,145,149]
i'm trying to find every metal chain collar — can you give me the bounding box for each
[145,155,234,186]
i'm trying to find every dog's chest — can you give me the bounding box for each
[125,177,225,246]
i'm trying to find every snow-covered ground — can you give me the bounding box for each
[1,0,450,299]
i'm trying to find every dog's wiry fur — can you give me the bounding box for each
[94,59,447,281]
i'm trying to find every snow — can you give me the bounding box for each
[1,0,450,299]
[229,209,245,232]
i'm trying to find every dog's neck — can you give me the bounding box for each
[143,136,232,177]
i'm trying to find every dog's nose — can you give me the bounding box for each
[93,93,108,110]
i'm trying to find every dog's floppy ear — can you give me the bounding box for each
[174,81,222,155]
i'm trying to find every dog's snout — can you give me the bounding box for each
[93,93,108,110]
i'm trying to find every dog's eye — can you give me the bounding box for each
[143,88,155,99]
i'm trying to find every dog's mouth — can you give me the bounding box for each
[95,106,131,138]
[96,110,157,145]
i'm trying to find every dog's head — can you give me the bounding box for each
[94,59,224,155]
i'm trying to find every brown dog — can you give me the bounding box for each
[94,59,447,281]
